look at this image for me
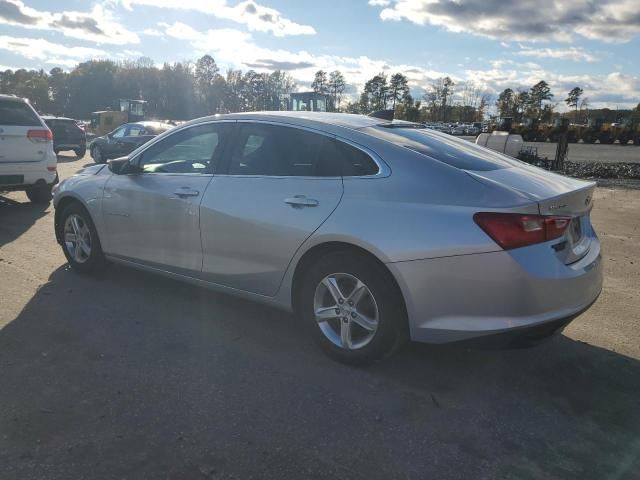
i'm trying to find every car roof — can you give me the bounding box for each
[128,121,173,128]
[41,115,76,121]
[187,111,397,132]
[0,94,27,103]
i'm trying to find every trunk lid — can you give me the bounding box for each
[467,164,596,264]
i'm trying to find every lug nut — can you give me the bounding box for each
[335,308,341,314]
[338,298,344,304]
[351,312,357,318]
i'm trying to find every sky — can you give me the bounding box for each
[0,0,639,111]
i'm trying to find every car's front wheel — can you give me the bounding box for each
[299,250,407,365]
[91,145,105,164]
[58,203,105,273]
[75,146,87,158]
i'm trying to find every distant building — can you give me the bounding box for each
[286,92,334,112]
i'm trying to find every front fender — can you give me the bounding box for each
[53,167,110,244]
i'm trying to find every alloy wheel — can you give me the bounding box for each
[313,273,379,350]
[64,214,92,264]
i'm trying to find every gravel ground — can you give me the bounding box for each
[1,152,639,479]
[461,136,640,164]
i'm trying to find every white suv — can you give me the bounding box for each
[0,94,57,203]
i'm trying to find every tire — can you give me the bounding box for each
[25,183,52,204]
[91,145,105,164]
[75,146,87,157]
[57,202,105,274]
[298,250,407,365]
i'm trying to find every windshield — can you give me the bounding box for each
[363,125,518,171]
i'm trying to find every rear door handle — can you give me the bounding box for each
[284,195,319,208]
[174,187,200,197]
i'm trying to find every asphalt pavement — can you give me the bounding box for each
[1,152,639,479]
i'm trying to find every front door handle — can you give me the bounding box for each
[174,187,200,197]
[284,195,319,208]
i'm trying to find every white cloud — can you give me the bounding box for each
[122,0,316,37]
[142,28,163,37]
[156,21,447,100]
[516,46,598,63]
[0,0,139,45]
[371,0,640,43]
[463,62,640,110]
[0,35,105,62]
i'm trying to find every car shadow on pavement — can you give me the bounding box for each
[0,195,49,248]
[0,263,638,480]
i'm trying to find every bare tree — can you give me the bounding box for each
[327,70,346,110]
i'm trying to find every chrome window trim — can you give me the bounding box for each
[228,119,390,179]
[126,118,390,179]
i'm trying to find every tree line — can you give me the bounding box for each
[494,82,640,124]
[0,55,298,120]
[2,55,638,123]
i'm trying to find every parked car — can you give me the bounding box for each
[53,112,602,364]
[89,121,173,164]
[0,94,57,203]
[42,116,87,157]
[464,125,481,136]
[450,124,466,135]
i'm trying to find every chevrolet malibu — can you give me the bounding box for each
[53,112,602,364]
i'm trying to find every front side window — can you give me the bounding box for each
[138,123,230,174]
[111,126,126,139]
[227,123,340,177]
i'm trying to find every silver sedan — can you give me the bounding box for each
[53,112,602,364]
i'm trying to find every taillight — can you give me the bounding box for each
[27,129,53,143]
[474,212,571,250]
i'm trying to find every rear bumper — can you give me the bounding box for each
[387,236,603,344]
[0,157,57,189]
[55,142,85,150]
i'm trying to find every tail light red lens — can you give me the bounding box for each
[474,212,572,250]
[27,129,53,143]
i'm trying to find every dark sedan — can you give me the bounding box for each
[90,121,173,164]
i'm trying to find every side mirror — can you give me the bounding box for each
[108,158,142,174]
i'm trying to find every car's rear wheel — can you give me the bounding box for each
[91,146,104,164]
[58,203,105,274]
[299,250,406,365]
[25,183,52,204]
[75,146,86,157]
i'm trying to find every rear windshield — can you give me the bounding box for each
[363,126,516,171]
[45,119,79,129]
[0,100,41,127]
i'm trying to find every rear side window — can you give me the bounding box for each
[228,124,340,177]
[0,100,40,126]
[332,140,379,176]
[364,126,514,171]
[226,124,380,177]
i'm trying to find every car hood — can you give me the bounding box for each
[75,164,107,176]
